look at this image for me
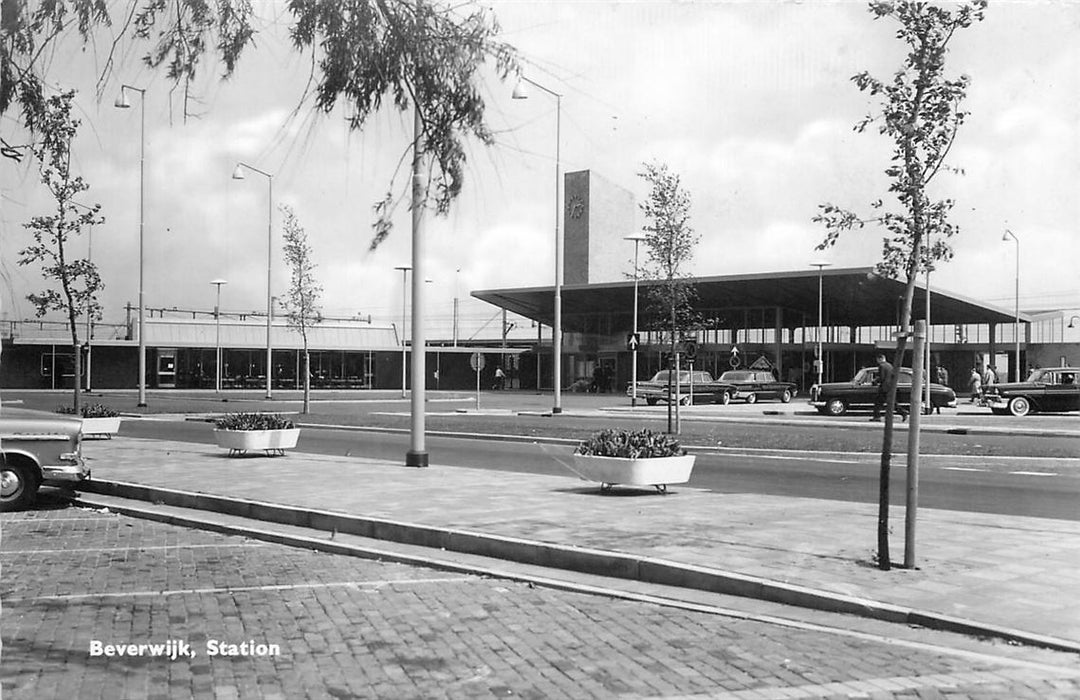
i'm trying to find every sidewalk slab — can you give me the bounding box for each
[78,436,1080,649]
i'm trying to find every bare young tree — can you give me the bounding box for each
[280,205,323,414]
[18,91,104,412]
[638,162,700,434]
[814,0,986,570]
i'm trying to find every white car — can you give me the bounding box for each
[1,413,88,511]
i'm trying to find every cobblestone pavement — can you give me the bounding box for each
[3,505,1080,699]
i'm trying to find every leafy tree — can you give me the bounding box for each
[638,162,699,434]
[18,90,104,412]
[280,205,323,414]
[813,0,986,570]
[1,0,517,245]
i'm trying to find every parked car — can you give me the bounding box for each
[718,370,797,404]
[983,366,1080,416]
[809,367,957,416]
[1,412,88,511]
[629,370,735,405]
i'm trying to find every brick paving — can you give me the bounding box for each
[80,436,1080,646]
[3,509,1079,699]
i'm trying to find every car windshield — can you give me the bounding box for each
[720,371,753,381]
[852,367,925,385]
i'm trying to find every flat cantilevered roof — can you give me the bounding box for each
[472,266,1029,332]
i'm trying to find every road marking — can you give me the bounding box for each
[3,576,477,604]
[1007,471,1059,477]
[942,467,988,472]
[0,543,263,555]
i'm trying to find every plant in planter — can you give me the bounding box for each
[57,404,122,439]
[570,428,695,494]
[213,413,300,457]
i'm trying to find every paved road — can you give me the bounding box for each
[4,502,1079,699]
[117,417,1080,521]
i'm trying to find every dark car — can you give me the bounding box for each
[1,412,89,511]
[629,370,735,405]
[809,367,957,416]
[983,366,1080,416]
[718,370,797,404]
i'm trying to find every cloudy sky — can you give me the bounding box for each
[2,0,1078,336]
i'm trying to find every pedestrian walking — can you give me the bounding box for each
[871,353,907,422]
[968,367,982,403]
[494,366,506,390]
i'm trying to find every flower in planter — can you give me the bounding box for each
[214,413,295,431]
[56,404,121,418]
[575,428,686,459]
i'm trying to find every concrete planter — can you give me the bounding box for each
[80,416,122,439]
[569,453,696,494]
[214,428,301,457]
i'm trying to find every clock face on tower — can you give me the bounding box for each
[566,194,586,220]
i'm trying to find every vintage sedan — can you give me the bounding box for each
[629,370,735,405]
[809,367,957,416]
[983,366,1080,416]
[1,412,89,511]
[718,370,797,404]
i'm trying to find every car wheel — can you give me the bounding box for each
[646,398,658,406]
[719,391,731,406]
[780,389,792,403]
[745,393,757,404]
[825,399,847,416]
[1007,396,1031,417]
[0,460,39,512]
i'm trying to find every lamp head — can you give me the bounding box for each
[210,278,228,287]
[113,92,130,109]
[511,78,529,100]
[231,164,246,180]
[1003,229,1017,242]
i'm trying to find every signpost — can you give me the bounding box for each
[470,352,486,410]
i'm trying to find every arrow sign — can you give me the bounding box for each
[627,332,639,351]
[731,345,739,356]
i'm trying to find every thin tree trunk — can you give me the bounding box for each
[303,349,311,414]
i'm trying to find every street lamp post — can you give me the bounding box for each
[114,84,147,406]
[232,162,275,399]
[512,75,563,414]
[625,233,647,406]
[810,261,831,388]
[394,265,411,399]
[1002,230,1020,382]
[211,279,227,393]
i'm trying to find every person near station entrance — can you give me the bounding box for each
[494,366,506,390]
[968,366,982,403]
[871,352,907,422]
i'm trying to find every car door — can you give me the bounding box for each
[754,372,775,398]
[1044,371,1080,412]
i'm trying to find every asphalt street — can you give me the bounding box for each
[4,503,1079,699]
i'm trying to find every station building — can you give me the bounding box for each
[2,169,1077,394]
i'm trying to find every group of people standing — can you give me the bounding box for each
[968,364,998,403]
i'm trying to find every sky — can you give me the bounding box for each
[2,0,1078,338]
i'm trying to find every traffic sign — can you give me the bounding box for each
[683,339,697,360]
[470,352,486,371]
[627,332,640,351]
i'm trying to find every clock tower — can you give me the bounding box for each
[562,169,635,285]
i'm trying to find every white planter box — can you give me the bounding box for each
[214,428,301,456]
[80,416,122,439]
[569,453,696,492]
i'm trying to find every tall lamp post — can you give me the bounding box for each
[1002,230,1020,382]
[810,261,831,388]
[512,75,563,414]
[114,84,147,406]
[625,233,647,406]
[211,279,227,393]
[394,265,411,399]
[232,162,274,399]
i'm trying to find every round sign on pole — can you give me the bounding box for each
[470,352,486,371]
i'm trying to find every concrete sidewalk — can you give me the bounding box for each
[76,435,1080,653]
